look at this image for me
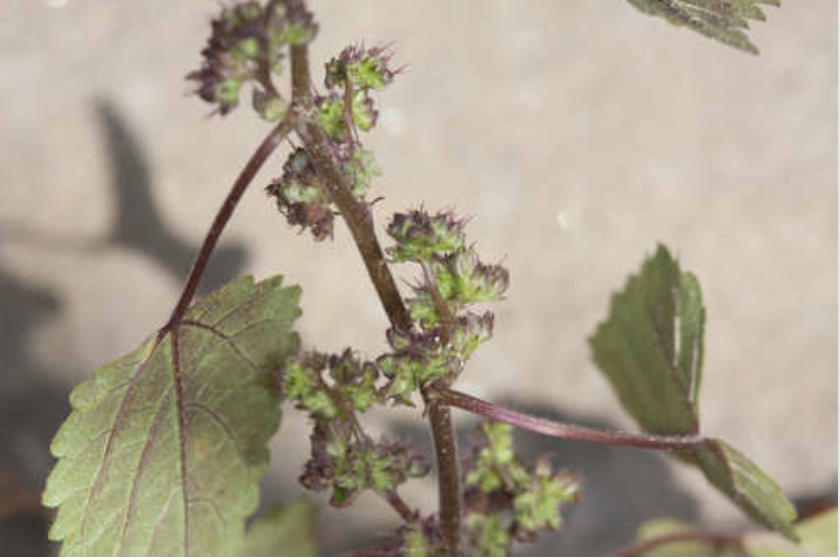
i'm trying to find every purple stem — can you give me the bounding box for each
[435,387,709,452]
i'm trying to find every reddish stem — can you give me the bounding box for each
[616,529,747,556]
[385,491,419,524]
[167,114,295,326]
[435,387,709,452]
[289,44,462,555]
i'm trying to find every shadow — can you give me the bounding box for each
[95,99,248,293]
[489,400,700,556]
[347,399,700,556]
[0,250,69,556]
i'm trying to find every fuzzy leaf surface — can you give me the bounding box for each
[590,244,796,539]
[624,0,780,54]
[43,275,301,555]
[590,244,705,436]
[237,498,318,556]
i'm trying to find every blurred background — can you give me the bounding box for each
[0,0,836,555]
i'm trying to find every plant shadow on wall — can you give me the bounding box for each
[360,403,701,557]
[37,0,839,557]
[95,100,250,294]
[0,100,253,555]
[0,256,66,557]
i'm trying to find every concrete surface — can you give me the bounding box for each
[0,0,836,555]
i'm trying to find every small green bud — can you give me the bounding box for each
[513,461,579,535]
[328,350,381,413]
[386,209,466,263]
[344,146,381,198]
[267,148,334,241]
[188,0,317,116]
[314,95,346,140]
[450,312,494,359]
[252,88,287,122]
[468,513,512,557]
[216,79,242,106]
[409,297,440,330]
[404,527,432,557]
[325,45,397,91]
[314,91,378,141]
[449,249,510,303]
[235,37,261,61]
[282,355,340,418]
[351,89,377,131]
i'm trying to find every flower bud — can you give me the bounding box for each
[266,148,334,241]
[443,249,509,303]
[188,0,317,116]
[386,209,466,263]
[450,311,495,359]
[325,45,397,91]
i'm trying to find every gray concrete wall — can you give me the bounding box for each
[0,0,836,555]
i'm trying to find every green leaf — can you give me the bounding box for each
[623,0,780,54]
[590,244,704,436]
[633,518,741,555]
[691,439,797,540]
[630,508,838,556]
[237,498,319,556]
[43,275,301,555]
[744,507,838,556]
[590,244,796,539]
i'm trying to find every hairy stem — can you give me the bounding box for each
[385,491,419,524]
[421,261,456,343]
[434,387,710,452]
[290,44,463,555]
[426,398,462,554]
[168,113,295,326]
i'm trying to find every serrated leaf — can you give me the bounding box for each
[43,275,301,556]
[237,498,319,556]
[590,244,797,539]
[624,0,780,54]
[744,507,838,556]
[590,244,704,436]
[691,439,797,540]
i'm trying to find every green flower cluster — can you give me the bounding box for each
[378,209,508,403]
[313,44,397,153]
[266,148,335,241]
[315,90,378,142]
[300,419,428,508]
[376,329,453,405]
[386,210,466,263]
[463,423,580,555]
[282,349,381,417]
[325,45,397,91]
[283,350,428,508]
[314,45,398,141]
[187,0,317,117]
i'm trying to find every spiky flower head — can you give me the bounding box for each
[325,44,398,91]
[266,148,334,241]
[187,0,317,116]
[434,249,510,304]
[314,90,378,142]
[461,422,581,552]
[301,427,428,508]
[386,209,467,263]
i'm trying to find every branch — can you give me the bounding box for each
[289,44,462,555]
[167,112,295,326]
[616,528,746,556]
[434,387,710,452]
[384,491,419,525]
